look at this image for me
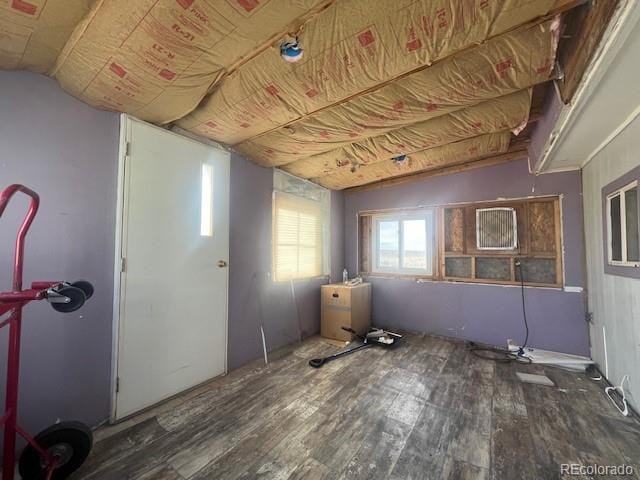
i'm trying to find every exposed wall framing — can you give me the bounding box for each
[358,196,563,288]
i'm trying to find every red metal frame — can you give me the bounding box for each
[0,185,63,480]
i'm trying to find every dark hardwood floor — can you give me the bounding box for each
[73,334,640,479]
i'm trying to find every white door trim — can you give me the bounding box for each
[109,114,229,423]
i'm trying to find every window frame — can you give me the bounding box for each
[272,190,327,282]
[606,180,639,268]
[371,209,435,277]
[358,195,564,288]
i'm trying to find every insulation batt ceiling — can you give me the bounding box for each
[282,89,532,178]
[0,0,565,190]
[313,132,511,190]
[235,19,558,167]
[177,0,556,142]
[0,0,93,72]
[50,0,332,123]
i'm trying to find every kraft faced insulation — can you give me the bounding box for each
[281,89,531,179]
[177,0,556,143]
[0,0,93,72]
[49,0,332,123]
[0,0,564,189]
[312,132,512,190]
[234,19,559,168]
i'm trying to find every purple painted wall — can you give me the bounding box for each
[227,153,344,369]
[344,158,590,356]
[0,72,120,436]
[0,71,343,438]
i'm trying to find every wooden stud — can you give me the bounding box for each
[554,199,564,286]
[557,0,620,103]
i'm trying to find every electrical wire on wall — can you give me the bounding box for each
[468,256,531,364]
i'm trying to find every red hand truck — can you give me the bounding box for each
[1,185,94,480]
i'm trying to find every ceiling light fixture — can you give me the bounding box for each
[280,37,304,63]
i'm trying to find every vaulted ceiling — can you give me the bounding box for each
[0,0,616,190]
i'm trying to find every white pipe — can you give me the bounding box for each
[260,325,268,365]
[603,325,609,379]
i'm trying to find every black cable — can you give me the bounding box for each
[516,258,530,355]
[468,342,532,364]
[467,257,532,364]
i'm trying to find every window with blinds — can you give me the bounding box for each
[273,187,329,282]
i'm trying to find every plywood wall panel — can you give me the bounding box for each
[528,201,556,254]
[444,208,465,253]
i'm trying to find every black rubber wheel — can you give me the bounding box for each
[19,421,93,480]
[71,280,94,300]
[51,286,86,313]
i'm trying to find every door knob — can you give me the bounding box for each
[217,260,228,268]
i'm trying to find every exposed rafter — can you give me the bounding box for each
[556,0,620,103]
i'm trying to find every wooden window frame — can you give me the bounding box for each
[358,196,564,288]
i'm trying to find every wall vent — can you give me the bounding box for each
[476,207,517,250]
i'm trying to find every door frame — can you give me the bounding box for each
[109,114,229,423]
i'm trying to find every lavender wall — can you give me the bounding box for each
[344,159,590,356]
[0,72,120,436]
[227,153,344,369]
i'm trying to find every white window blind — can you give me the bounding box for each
[273,192,323,281]
[273,170,329,281]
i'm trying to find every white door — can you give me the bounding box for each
[114,117,229,420]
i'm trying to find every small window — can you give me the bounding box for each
[372,210,434,275]
[476,207,517,250]
[273,192,323,281]
[272,170,330,282]
[200,163,214,236]
[607,181,639,267]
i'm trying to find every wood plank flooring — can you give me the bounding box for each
[73,334,640,480]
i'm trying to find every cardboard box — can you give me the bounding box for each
[321,283,371,342]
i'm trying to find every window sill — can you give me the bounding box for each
[362,272,435,281]
[272,275,330,283]
[361,272,564,289]
[607,262,640,268]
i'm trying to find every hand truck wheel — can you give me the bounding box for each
[18,421,93,480]
[70,280,94,300]
[50,286,86,313]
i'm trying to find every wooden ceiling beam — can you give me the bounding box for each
[557,0,620,103]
